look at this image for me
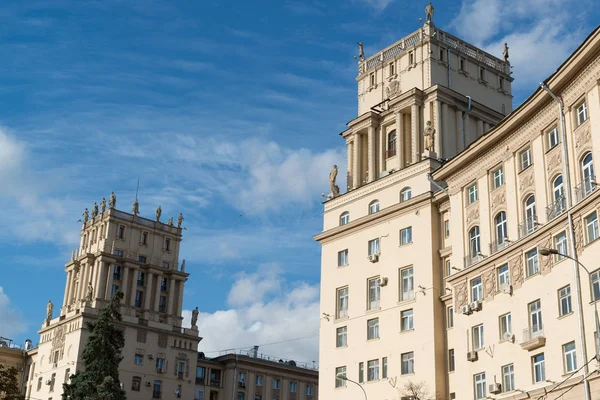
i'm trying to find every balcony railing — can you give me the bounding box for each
[489,238,510,255]
[521,325,546,350]
[195,377,205,385]
[464,253,484,268]
[210,379,221,387]
[546,196,566,221]
[518,216,538,239]
[575,176,597,203]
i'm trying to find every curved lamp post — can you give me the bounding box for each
[539,247,600,360]
[336,374,367,400]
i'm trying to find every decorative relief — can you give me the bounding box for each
[455,281,468,309]
[386,80,400,98]
[575,125,592,154]
[509,254,524,289]
[540,236,553,275]
[563,55,600,105]
[483,268,496,300]
[51,325,67,363]
[546,146,563,175]
[573,217,584,255]
[519,168,535,193]
[466,206,480,226]
[491,189,506,211]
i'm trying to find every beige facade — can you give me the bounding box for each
[0,339,29,396]
[24,206,200,400]
[194,352,318,400]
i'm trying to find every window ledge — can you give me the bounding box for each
[400,328,415,334]
[558,312,574,320]
[337,264,349,269]
[524,272,540,281]
[490,183,505,193]
[335,345,348,350]
[407,63,418,71]
[584,236,600,248]
[334,316,349,323]
[437,60,448,67]
[458,69,469,77]
[399,242,413,247]
[397,298,417,306]
[518,164,533,175]
[387,74,398,82]
[367,337,381,342]
[366,307,382,314]
[478,78,488,86]
[545,144,560,154]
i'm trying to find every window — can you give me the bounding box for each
[520,147,532,171]
[113,249,124,257]
[564,341,577,373]
[337,287,348,319]
[401,309,414,331]
[272,379,280,389]
[502,364,514,392]
[141,232,148,245]
[553,175,564,211]
[159,296,167,313]
[135,290,143,308]
[161,261,169,269]
[529,300,543,337]
[138,255,147,263]
[256,375,263,386]
[197,367,206,379]
[499,77,505,90]
[444,259,451,277]
[153,380,162,399]
[305,385,312,395]
[469,226,481,258]
[559,286,572,316]
[289,382,296,392]
[492,167,504,189]
[132,376,141,391]
[479,67,485,81]
[447,306,454,328]
[577,101,588,126]
[555,232,568,260]
[64,368,70,383]
[367,359,379,381]
[117,225,125,238]
[586,213,599,243]
[526,248,539,277]
[49,373,55,392]
[439,47,446,62]
[499,313,512,339]
[368,238,380,256]
[367,277,381,310]
[400,187,412,202]
[459,58,466,71]
[400,227,413,245]
[547,127,559,149]
[134,352,143,366]
[389,62,395,76]
[497,264,510,287]
[37,377,42,391]
[335,367,346,388]
[474,372,486,400]
[358,362,364,383]
[444,220,450,238]
[524,195,536,234]
[237,392,245,400]
[582,152,595,189]
[369,200,380,214]
[448,349,455,372]
[113,265,121,280]
[164,238,171,251]
[336,326,347,348]
[467,183,478,204]
[337,249,348,267]
[471,277,483,302]
[472,324,484,350]
[111,284,120,297]
[137,271,145,286]
[382,357,388,378]
[409,51,414,65]
[495,212,508,245]
[160,278,168,291]
[387,130,397,157]
[592,270,600,301]
[339,212,350,226]
[400,267,414,300]
[532,354,545,383]
[367,318,379,340]
[401,352,414,375]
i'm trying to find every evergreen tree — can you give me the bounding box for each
[62,291,126,400]
[0,364,23,400]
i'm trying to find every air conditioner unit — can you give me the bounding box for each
[470,300,482,312]
[489,383,502,394]
[145,381,152,387]
[503,332,515,343]
[368,254,379,263]
[500,283,513,295]
[467,351,478,362]
[148,354,154,359]
[377,277,388,287]
[461,304,472,315]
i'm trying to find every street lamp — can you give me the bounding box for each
[336,374,367,400]
[539,247,600,360]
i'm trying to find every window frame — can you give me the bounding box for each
[502,364,514,393]
[336,287,349,319]
[367,359,380,381]
[401,309,414,331]
[447,306,454,329]
[585,212,599,243]
[400,187,412,202]
[339,212,350,226]
[401,352,414,375]
[474,372,486,400]
[367,318,379,340]
[448,348,455,372]
[387,130,397,157]
[558,285,572,317]
[337,249,349,267]
[389,62,395,77]
[519,147,532,171]
[591,269,600,301]
[554,231,568,261]
[368,200,380,215]
[368,238,380,256]
[492,166,504,189]
[399,267,414,301]
[367,277,381,310]
[547,126,559,150]
[576,101,588,126]
[472,324,484,350]
[497,264,510,288]
[495,211,508,245]
[471,277,483,302]
[526,248,539,277]
[499,313,512,339]
[467,183,479,204]
[336,326,347,348]
[335,367,346,388]
[563,341,577,373]
[400,226,413,245]
[532,353,545,383]
[469,226,481,258]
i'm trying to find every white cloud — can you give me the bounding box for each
[0,286,26,339]
[183,266,320,364]
[360,0,394,11]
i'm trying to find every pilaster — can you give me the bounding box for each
[411,104,420,163]
[476,119,484,137]
[441,102,449,159]
[352,135,360,189]
[144,273,154,310]
[121,266,130,305]
[169,278,177,315]
[367,126,376,182]
[395,112,404,169]
[434,100,442,156]
[96,261,108,301]
[347,140,353,191]
[105,264,114,300]
[154,276,162,312]
[177,280,185,318]
[378,126,385,174]
[129,269,138,305]
[63,271,72,307]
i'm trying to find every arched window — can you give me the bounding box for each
[524,195,536,234]
[469,226,481,257]
[582,152,595,194]
[339,212,350,226]
[387,130,397,157]
[495,212,507,245]
[369,200,380,214]
[400,188,412,202]
[553,175,564,201]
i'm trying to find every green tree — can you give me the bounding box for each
[62,291,126,400]
[0,364,23,400]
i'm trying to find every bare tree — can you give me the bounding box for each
[399,380,441,400]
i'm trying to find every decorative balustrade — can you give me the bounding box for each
[518,216,538,239]
[521,325,546,350]
[464,253,484,268]
[489,239,510,255]
[575,176,597,203]
[546,196,566,221]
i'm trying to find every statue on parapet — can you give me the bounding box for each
[132,199,139,216]
[177,213,184,228]
[82,208,89,223]
[86,282,94,302]
[100,197,107,213]
[191,306,199,328]
[423,120,435,153]
[357,42,365,61]
[156,205,162,222]
[425,2,434,23]
[181,259,186,272]
[92,202,99,218]
[46,300,53,324]
[329,165,340,198]
[109,192,116,209]
[503,42,509,62]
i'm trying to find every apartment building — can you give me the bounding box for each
[0,337,31,396]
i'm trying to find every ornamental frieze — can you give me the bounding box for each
[455,281,468,309]
[510,254,524,289]
[573,217,584,255]
[483,268,496,300]
[491,189,506,211]
[519,168,535,194]
[466,206,480,226]
[546,146,563,175]
[539,236,553,275]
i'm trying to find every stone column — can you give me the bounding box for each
[144,273,153,310]
[464,113,471,145]
[455,108,463,151]
[352,134,360,188]
[121,266,130,305]
[378,126,385,174]
[77,264,87,301]
[434,100,442,156]
[395,112,404,169]
[96,262,108,301]
[367,126,376,182]
[176,281,184,318]
[63,270,72,307]
[346,140,353,191]
[441,103,448,158]
[483,122,490,133]
[476,119,484,137]
[105,265,114,300]
[154,276,162,312]
[411,104,420,163]
[130,269,138,305]
[169,278,177,315]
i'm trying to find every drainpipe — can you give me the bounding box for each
[461,96,472,149]
[426,173,448,194]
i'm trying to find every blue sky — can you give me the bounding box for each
[0,0,597,362]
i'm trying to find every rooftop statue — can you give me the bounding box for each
[82,208,89,223]
[503,42,510,62]
[177,213,184,228]
[357,42,365,60]
[100,197,107,213]
[191,306,199,328]
[132,199,139,216]
[109,191,116,209]
[424,120,435,152]
[86,282,94,302]
[329,165,340,198]
[168,216,174,226]
[92,202,99,218]
[156,205,162,222]
[46,300,53,324]
[425,2,434,23]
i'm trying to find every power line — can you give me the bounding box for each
[535,357,597,400]
[201,333,318,355]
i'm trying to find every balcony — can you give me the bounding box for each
[210,380,221,388]
[238,381,246,388]
[518,216,538,239]
[195,377,205,385]
[546,196,566,221]
[521,326,546,351]
[575,176,597,203]
[489,239,510,255]
[177,371,184,380]
[464,253,484,268]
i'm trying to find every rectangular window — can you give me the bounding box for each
[492,167,504,189]
[497,264,510,287]
[499,313,512,339]
[532,353,545,383]
[338,249,348,267]
[367,277,381,310]
[368,238,380,256]
[471,277,483,301]
[160,278,168,292]
[196,367,206,379]
[141,232,148,245]
[444,220,450,238]
[479,67,485,81]
[561,341,578,374]
[592,270,600,301]
[445,259,451,277]
[474,372,486,400]
[358,362,364,383]
[448,349,455,372]
[439,47,446,62]
[559,286,572,316]
[335,367,346,388]
[64,368,70,383]
[367,318,379,340]
[409,51,414,65]
[400,267,414,301]
[156,358,165,372]
[113,249,124,257]
[117,226,125,238]
[367,359,380,381]
[305,385,312,395]
[577,101,588,126]
[255,376,262,386]
[547,127,559,149]
[499,77,505,90]
[472,324,484,350]
[134,352,143,366]
[272,379,280,389]
[49,373,56,392]
[389,62,395,76]
[336,326,347,348]
[502,364,514,392]
[159,296,167,313]
[161,262,169,269]
[468,183,478,204]
[37,377,42,391]
[135,290,143,308]
[237,392,245,400]
[289,382,296,392]
[401,352,414,375]
[555,232,568,260]
[111,284,120,297]
[113,265,121,280]
[382,357,388,379]
[138,255,147,263]
[132,376,141,391]
[586,213,599,243]
[526,248,539,277]
[401,309,414,331]
[400,227,413,245]
[520,147,532,171]
[460,58,466,71]
[137,271,145,286]
[447,306,454,328]
[336,287,348,319]
[529,300,543,337]
[164,238,171,251]
[152,380,162,399]
[369,73,375,86]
